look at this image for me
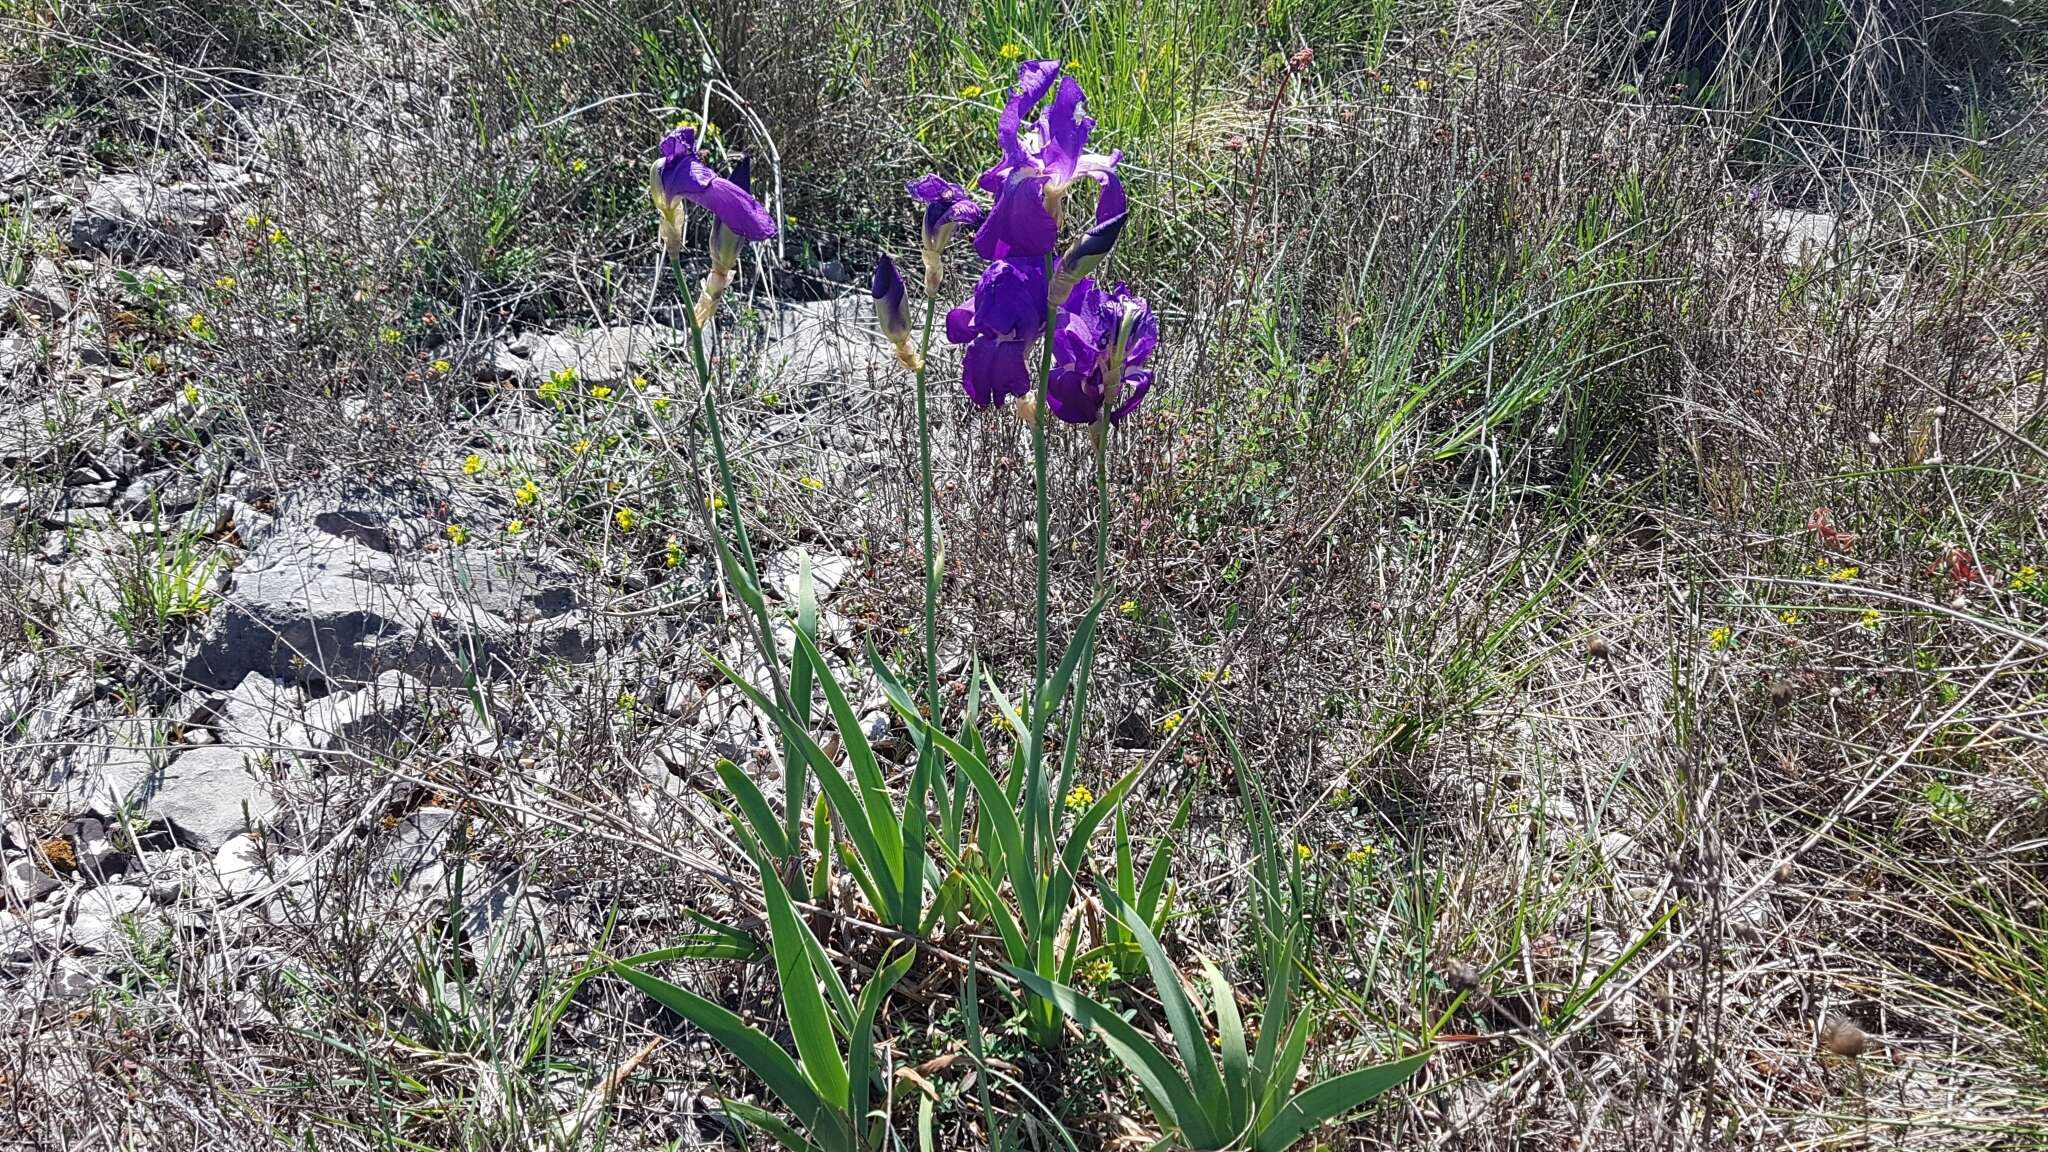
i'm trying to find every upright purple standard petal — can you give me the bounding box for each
[871,253,911,344]
[992,59,1064,182]
[976,60,1122,223]
[1037,77,1094,184]
[962,337,1032,407]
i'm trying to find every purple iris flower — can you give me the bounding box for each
[1047,279,1156,425]
[973,60,1125,261]
[945,259,1048,408]
[908,174,987,291]
[652,127,777,250]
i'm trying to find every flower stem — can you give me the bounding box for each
[913,293,942,723]
[1027,255,1056,858]
[675,263,795,801]
[1091,421,1110,596]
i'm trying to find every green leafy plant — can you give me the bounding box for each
[1014,892,1427,1151]
[878,602,1139,1044]
[614,841,912,1152]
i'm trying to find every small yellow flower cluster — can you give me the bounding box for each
[1294,843,1313,862]
[186,313,213,337]
[446,524,468,545]
[379,327,403,344]
[513,479,540,506]
[614,507,637,532]
[214,275,236,290]
[1779,610,1801,626]
[590,385,613,400]
[506,519,525,535]
[651,396,671,413]
[550,33,574,51]
[462,454,485,475]
[1860,608,1881,629]
[961,84,985,98]
[1344,844,1377,865]
[1118,599,1139,618]
[1160,711,1182,733]
[1063,784,1095,811]
[999,42,1021,60]
[665,537,684,568]
[571,438,592,455]
[1076,958,1114,987]
[1708,625,1732,651]
[2012,565,2041,592]
[569,158,589,174]
[431,359,452,375]
[798,475,825,491]
[538,367,576,405]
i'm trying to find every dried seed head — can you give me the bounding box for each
[1770,679,1795,708]
[1820,1015,1869,1057]
[1445,960,1482,990]
[1587,635,1612,661]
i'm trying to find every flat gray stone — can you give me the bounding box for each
[150,745,278,852]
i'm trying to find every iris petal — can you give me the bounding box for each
[975,169,1058,260]
[963,337,1031,407]
[1040,77,1094,185]
[688,168,777,240]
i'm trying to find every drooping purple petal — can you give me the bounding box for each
[1087,163,1126,222]
[1108,369,1153,423]
[945,303,978,345]
[975,168,1057,260]
[655,128,776,241]
[1045,361,1099,424]
[966,259,1048,341]
[688,167,778,240]
[962,336,1032,407]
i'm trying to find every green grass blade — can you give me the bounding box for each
[847,949,916,1130]
[1252,1052,1428,1152]
[716,757,793,861]
[1007,967,1221,1149]
[757,850,850,1110]
[610,962,831,1138]
[1203,960,1252,1137]
[1102,890,1228,1132]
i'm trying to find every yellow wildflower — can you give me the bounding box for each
[1161,711,1182,733]
[1118,599,1138,617]
[798,475,824,491]
[1779,610,1801,626]
[181,383,199,406]
[550,33,573,51]
[379,327,403,344]
[613,507,637,532]
[186,313,211,335]
[267,226,286,245]
[513,479,540,506]
[1708,625,1732,651]
[571,438,592,455]
[462,453,485,475]
[1345,844,1377,864]
[569,158,589,174]
[998,43,1021,59]
[1828,565,1860,582]
[1860,608,1881,629]
[631,375,648,390]
[446,523,467,545]
[651,396,671,413]
[1294,843,1313,862]
[2011,565,2040,591]
[708,494,727,511]
[214,275,236,290]
[1413,78,1431,92]
[961,84,984,98]
[1063,784,1095,810]
[506,519,525,535]
[431,358,452,374]
[665,537,683,568]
